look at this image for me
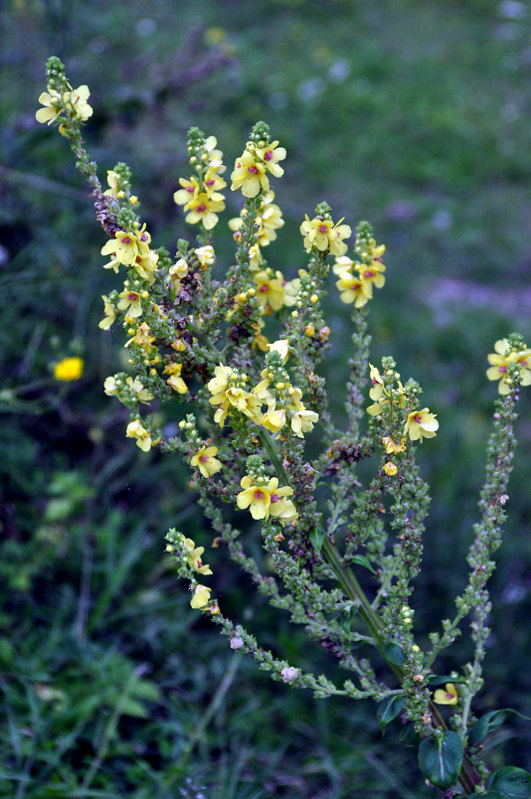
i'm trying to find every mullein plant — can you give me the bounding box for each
[37,57,531,797]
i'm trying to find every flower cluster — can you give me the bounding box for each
[39,57,530,795]
[333,221,386,308]
[173,129,227,231]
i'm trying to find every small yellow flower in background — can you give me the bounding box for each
[231,150,270,198]
[190,445,222,477]
[268,339,290,363]
[254,141,287,177]
[103,170,120,197]
[336,273,372,307]
[117,288,142,318]
[194,245,215,269]
[101,230,142,267]
[254,269,285,313]
[190,584,211,609]
[332,255,355,276]
[261,407,287,434]
[164,362,188,394]
[184,193,225,230]
[65,84,93,122]
[169,258,188,286]
[36,87,62,124]
[300,215,351,256]
[433,683,458,705]
[383,461,398,476]
[382,435,406,454]
[126,419,153,452]
[98,294,116,330]
[486,339,531,394]
[291,408,319,438]
[203,168,227,199]
[404,408,439,442]
[127,376,154,403]
[203,135,225,172]
[182,537,213,575]
[53,356,84,382]
[173,176,200,207]
[204,26,226,45]
[237,476,297,521]
[125,322,156,351]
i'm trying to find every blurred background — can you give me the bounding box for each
[1,0,530,796]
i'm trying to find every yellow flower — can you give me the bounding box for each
[182,538,213,575]
[383,461,398,476]
[332,255,355,276]
[203,135,225,172]
[65,84,93,122]
[336,273,372,307]
[369,364,384,401]
[184,193,225,230]
[53,356,84,382]
[404,408,439,442]
[126,420,153,452]
[300,215,352,256]
[173,177,200,207]
[133,250,158,284]
[126,376,154,403]
[231,150,270,197]
[261,407,286,433]
[433,683,458,705]
[290,408,319,437]
[125,322,156,351]
[254,141,287,178]
[486,339,531,394]
[190,445,222,478]
[194,245,215,269]
[36,87,62,124]
[356,263,385,290]
[103,170,120,197]
[169,258,189,286]
[98,295,116,330]
[254,269,285,312]
[236,476,297,521]
[382,435,406,454]
[117,289,143,318]
[101,231,140,267]
[203,168,226,199]
[268,339,290,363]
[163,362,188,394]
[190,584,211,609]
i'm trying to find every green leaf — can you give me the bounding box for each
[132,679,161,703]
[488,766,531,798]
[309,528,324,552]
[427,674,468,685]
[120,697,148,718]
[469,709,531,745]
[418,731,464,790]
[350,554,375,574]
[382,642,406,666]
[377,695,404,732]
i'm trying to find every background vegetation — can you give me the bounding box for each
[1,0,530,796]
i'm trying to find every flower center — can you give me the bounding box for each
[186,186,194,193]
[413,414,422,423]
[264,150,273,161]
[196,203,207,213]
[318,224,328,233]
[253,490,265,500]
[199,455,209,463]
[270,493,280,503]
[247,165,259,174]
[128,292,138,301]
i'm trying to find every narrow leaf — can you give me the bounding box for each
[488,766,531,798]
[382,642,406,666]
[377,695,404,732]
[309,528,324,552]
[350,554,376,574]
[418,731,464,790]
[427,674,468,685]
[469,709,531,746]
